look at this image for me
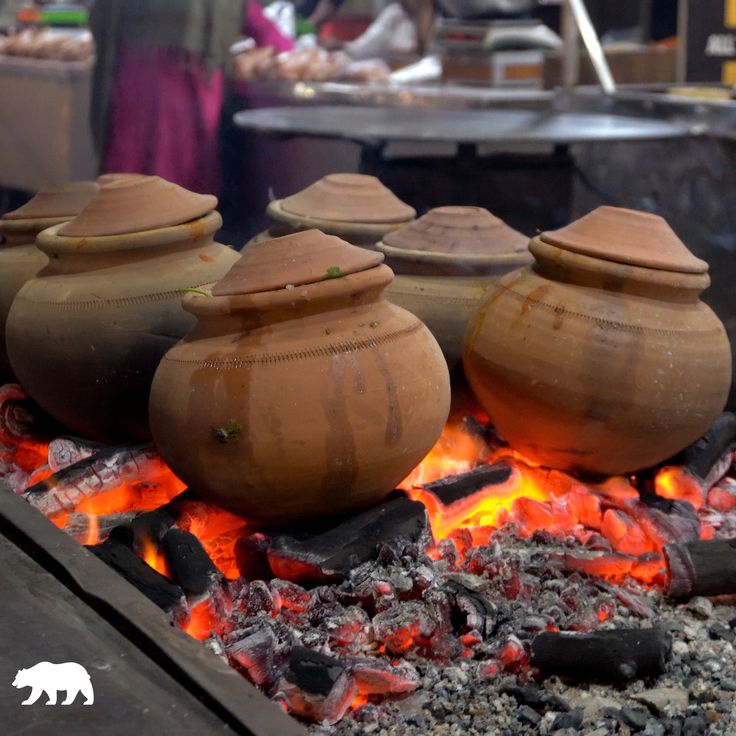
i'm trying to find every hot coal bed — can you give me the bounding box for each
[3,383,736,736]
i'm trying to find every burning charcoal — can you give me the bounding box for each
[235,532,273,581]
[270,579,311,614]
[706,480,736,512]
[531,628,671,681]
[565,606,602,632]
[414,463,517,535]
[239,579,282,619]
[562,552,635,580]
[62,511,138,544]
[87,537,186,618]
[267,495,429,585]
[613,587,656,621]
[373,601,437,654]
[346,658,420,695]
[444,578,498,638]
[277,646,357,725]
[47,436,103,472]
[421,462,514,505]
[161,528,224,606]
[422,587,453,635]
[23,443,169,516]
[637,494,701,546]
[322,606,372,648]
[224,624,278,687]
[601,509,653,556]
[664,538,736,599]
[497,635,529,673]
[429,631,465,660]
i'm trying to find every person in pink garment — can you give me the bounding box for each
[90,1,293,195]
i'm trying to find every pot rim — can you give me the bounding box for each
[35,210,222,255]
[0,215,70,235]
[376,240,532,268]
[267,199,413,238]
[530,236,711,292]
[183,263,395,318]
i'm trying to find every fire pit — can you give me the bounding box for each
[2,383,736,734]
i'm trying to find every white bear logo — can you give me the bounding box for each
[12,662,94,706]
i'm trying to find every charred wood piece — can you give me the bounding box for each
[108,489,204,550]
[422,463,513,506]
[266,495,429,585]
[345,658,420,696]
[277,646,357,725]
[161,528,224,606]
[234,532,273,581]
[531,628,671,681]
[225,625,278,688]
[62,511,138,544]
[677,412,736,484]
[48,436,104,472]
[664,538,736,599]
[87,537,186,617]
[635,495,701,546]
[23,443,167,516]
[443,579,498,638]
[0,383,62,442]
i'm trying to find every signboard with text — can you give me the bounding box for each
[686,0,736,83]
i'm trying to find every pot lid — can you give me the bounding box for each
[278,173,416,224]
[382,206,528,255]
[2,181,99,221]
[60,175,217,237]
[212,229,384,296]
[540,206,708,274]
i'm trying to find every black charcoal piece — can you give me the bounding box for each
[677,413,736,483]
[267,495,429,584]
[531,628,671,681]
[664,538,736,599]
[278,646,357,725]
[161,528,222,600]
[422,463,513,506]
[283,647,346,696]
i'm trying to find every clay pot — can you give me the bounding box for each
[149,229,451,524]
[257,173,416,247]
[463,206,732,475]
[6,201,239,441]
[376,206,531,370]
[61,174,217,237]
[0,182,99,378]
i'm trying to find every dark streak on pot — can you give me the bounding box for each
[373,349,402,447]
[321,353,358,495]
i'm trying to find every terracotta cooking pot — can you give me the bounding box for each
[252,173,416,248]
[376,206,531,370]
[149,229,451,524]
[6,176,239,441]
[463,206,732,475]
[0,181,98,378]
